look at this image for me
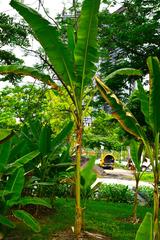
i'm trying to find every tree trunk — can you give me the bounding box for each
[153,170,159,240]
[75,125,83,239]
[132,175,139,223]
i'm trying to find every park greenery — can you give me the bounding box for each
[0,0,160,239]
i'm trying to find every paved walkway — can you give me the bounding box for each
[92,168,153,189]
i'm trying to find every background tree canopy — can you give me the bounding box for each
[0,13,30,83]
[98,0,160,97]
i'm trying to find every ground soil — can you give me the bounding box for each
[51,229,111,240]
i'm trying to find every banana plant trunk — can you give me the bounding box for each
[153,170,159,240]
[75,123,83,239]
[132,174,140,223]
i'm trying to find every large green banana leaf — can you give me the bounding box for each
[95,76,146,141]
[135,212,153,240]
[147,56,160,133]
[74,0,100,93]
[12,210,41,232]
[10,0,74,88]
[5,167,25,207]
[0,65,58,90]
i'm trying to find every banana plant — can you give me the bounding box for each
[0,139,52,238]
[0,167,52,238]
[96,56,160,240]
[0,0,101,238]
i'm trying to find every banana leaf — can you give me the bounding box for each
[38,125,51,155]
[130,140,141,172]
[95,76,146,141]
[67,24,75,58]
[135,212,153,240]
[5,167,25,206]
[74,0,100,92]
[18,197,52,208]
[6,150,40,172]
[104,68,142,82]
[80,156,96,191]
[10,0,75,88]
[0,65,58,90]
[0,129,14,144]
[51,121,73,150]
[0,215,15,229]
[12,210,41,232]
[147,56,160,133]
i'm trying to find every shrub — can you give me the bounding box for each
[138,186,154,207]
[95,184,134,204]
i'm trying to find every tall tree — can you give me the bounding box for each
[0,84,49,129]
[0,13,30,83]
[0,0,101,238]
[98,0,160,96]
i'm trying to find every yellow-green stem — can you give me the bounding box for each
[153,133,160,240]
[132,173,140,223]
[75,124,83,239]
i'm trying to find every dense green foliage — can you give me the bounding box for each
[99,0,160,96]
[95,184,134,203]
[84,111,124,150]
[0,13,30,83]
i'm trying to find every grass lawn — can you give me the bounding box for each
[7,198,153,240]
[140,172,154,182]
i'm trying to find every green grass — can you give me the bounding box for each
[140,172,154,182]
[7,198,153,240]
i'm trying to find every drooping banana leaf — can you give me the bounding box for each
[137,80,149,125]
[104,68,142,82]
[95,76,146,141]
[74,0,100,93]
[18,197,52,208]
[147,56,160,133]
[135,212,153,240]
[10,0,75,88]
[6,150,40,173]
[12,210,41,232]
[5,167,25,207]
[0,65,58,90]
[0,141,11,173]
